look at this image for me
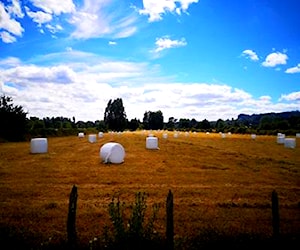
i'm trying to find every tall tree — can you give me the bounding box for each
[0,95,28,141]
[104,98,127,131]
[143,110,164,130]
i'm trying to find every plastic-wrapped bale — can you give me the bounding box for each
[251,134,256,140]
[30,138,48,154]
[88,134,97,143]
[98,132,104,138]
[146,136,159,149]
[78,132,84,138]
[284,138,296,149]
[100,142,125,164]
[277,133,285,144]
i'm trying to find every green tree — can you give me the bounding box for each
[96,120,107,132]
[199,119,211,130]
[178,118,190,130]
[143,110,164,130]
[128,118,141,131]
[215,119,225,132]
[166,117,177,131]
[0,95,28,141]
[104,98,127,131]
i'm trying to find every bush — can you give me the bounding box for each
[91,192,163,250]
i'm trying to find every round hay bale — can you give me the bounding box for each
[30,138,48,154]
[78,132,84,138]
[100,142,125,164]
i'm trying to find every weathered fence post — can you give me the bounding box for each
[67,185,78,249]
[272,190,280,239]
[166,189,174,250]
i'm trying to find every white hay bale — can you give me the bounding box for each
[30,138,48,154]
[174,132,178,138]
[146,136,159,149]
[221,133,226,138]
[100,142,125,164]
[284,138,296,148]
[251,134,256,140]
[88,134,97,143]
[277,134,285,144]
[162,133,168,139]
[98,132,104,138]
[78,132,84,138]
[296,133,300,138]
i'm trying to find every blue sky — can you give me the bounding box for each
[0,0,299,122]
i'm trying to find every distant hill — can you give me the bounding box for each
[237,110,300,126]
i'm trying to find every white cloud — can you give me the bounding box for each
[25,7,53,25]
[0,31,17,43]
[279,92,300,102]
[109,41,117,45]
[241,49,259,61]
[1,51,299,122]
[70,0,138,39]
[29,0,76,15]
[139,0,199,22]
[259,95,272,102]
[0,2,24,41]
[262,52,288,67]
[45,24,63,33]
[7,0,24,18]
[285,64,300,74]
[0,57,21,67]
[154,36,187,53]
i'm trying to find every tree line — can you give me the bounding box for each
[0,95,299,142]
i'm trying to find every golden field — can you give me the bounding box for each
[0,131,300,246]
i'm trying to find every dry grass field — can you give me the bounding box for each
[0,131,300,248]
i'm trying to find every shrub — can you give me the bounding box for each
[92,192,162,250]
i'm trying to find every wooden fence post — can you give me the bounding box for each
[166,189,174,250]
[67,185,78,249]
[272,190,280,239]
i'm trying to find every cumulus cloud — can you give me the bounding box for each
[154,36,187,53]
[262,52,288,67]
[7,0,24,18]
[0,31,17,43]
[1,51,299,122]
[29,0,75,15]
[70,0,138,39]
[285,64,300,74]
[25,7,53,25]
[241,49,259,61]
[259,95,272,102]
[0,1,24,42]
[279,92,300,102]
[139,0,199,22]
[45,24,63,33]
